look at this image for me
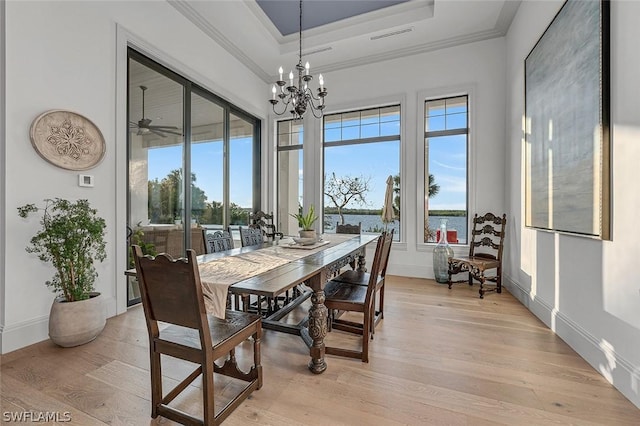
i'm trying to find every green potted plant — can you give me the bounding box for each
[18,198,107,347]
[290,204,319,239]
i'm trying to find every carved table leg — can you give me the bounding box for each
[356,248,367,272]
[306,271,328,374]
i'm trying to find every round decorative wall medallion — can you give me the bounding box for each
[30,110,106,171]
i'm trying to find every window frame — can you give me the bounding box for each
[322,102,403,241]
[417,86,475,250]
[276,118,304,234]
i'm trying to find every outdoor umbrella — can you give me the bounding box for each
[381,175,395,230]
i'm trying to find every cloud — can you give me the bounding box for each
[432,159,466,171]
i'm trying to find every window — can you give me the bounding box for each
[423,95,468,244]
[323,106,400,239]
[276,119,303,236]
[127,49,260,305]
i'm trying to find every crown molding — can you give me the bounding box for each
[495,0,522,35]
[170,0,520,83]
[168,0,272,83]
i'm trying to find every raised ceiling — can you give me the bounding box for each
[169,0,521,83]
[256,0,411,36]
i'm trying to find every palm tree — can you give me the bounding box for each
[392,173,439,218]
[428,174,440,197]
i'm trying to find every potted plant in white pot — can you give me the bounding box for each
[290,204,319,240]
[18,198,107,347]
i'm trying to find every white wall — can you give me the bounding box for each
[0,0,7,352]
[1,0,267,353]
[505,0,640,409]
[268,37,507,278]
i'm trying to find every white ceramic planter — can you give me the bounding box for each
[49,292,106,347]
[299,230,316,239]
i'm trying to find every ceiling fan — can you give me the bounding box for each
[129,85,181,137]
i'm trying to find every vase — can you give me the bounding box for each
[299,230,316,240]
[49,292,106,347]
[433,218,454,284]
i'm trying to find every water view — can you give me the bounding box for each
[324,214,467,244]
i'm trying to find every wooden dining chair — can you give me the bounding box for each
[332,222,363,277]
[132,245,262,425]
[323,230,393,362]
[249,211,283,241]
[203,228,234,254]
[238,226,279,314]
[447,212,507,298]
[239,226,264,247]
[336,222,361,234]
[331,228,393,337]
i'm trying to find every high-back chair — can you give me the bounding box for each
[249,211,283,241]
[336,222,361,234]
[332,228,393,336]
[239,226,265,247]
[132,246,262,425]
[203,228,235,253]
[323,230,393,362]
[447,212,507,298]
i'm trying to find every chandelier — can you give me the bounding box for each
[269,0,327,119]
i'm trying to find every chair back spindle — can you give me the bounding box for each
[249,211,283,241]
[203,228,235,253]
[239,226,265,247]
[336,222,361,234]
[468,213,507,261]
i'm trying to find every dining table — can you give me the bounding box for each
[126,233,378,373]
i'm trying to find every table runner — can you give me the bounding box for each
[199,235,352,318]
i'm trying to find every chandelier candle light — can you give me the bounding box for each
[269,0,327,119]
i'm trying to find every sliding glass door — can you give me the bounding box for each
[126,49,260,306]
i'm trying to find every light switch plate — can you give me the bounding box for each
[78,174,94,187]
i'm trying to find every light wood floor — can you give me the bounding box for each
[2,276,639,425]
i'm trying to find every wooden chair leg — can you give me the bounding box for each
[202,360,215,425]
[362,311,370,363]
[150,351,162,418]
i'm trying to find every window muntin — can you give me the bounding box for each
[323,105,400,239]
[424,96,468,244]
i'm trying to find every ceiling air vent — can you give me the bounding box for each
[370,27,413,41]
[302,46,333,57]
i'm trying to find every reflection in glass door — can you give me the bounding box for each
[127,56,184,305]
[229,112,257,234]
[190,91,224,233]
[126,49,261,306]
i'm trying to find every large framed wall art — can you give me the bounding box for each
[524,0,610,239]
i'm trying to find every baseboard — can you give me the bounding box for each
[504,275,640,409]
[387,264,433,279]
[0,296,118,355]
[0,314,49,354]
